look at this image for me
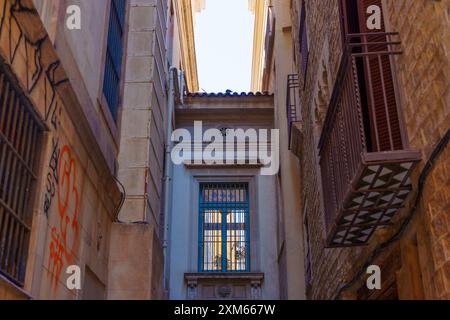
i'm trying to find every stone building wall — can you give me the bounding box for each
[383,0,450,299]
[269,0,306,300]
[291,0,348,300]
[168,95,280,300]
[0,0,122,299]
[118,0,168,228]
[108,0,168,299]
[0,0,170,300]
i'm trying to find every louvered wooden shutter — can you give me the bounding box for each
[356,0,403,151]
[299,0,308,83]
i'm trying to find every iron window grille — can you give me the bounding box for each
[303,203,312,287]
[103,0,127,121]
[0,67,42,286]
[199,183,250,272]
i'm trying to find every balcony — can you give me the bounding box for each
[287,74,302,157]
[185,273,264,300]
[318,32,421,247]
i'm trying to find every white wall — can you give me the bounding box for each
[168,163,280,299]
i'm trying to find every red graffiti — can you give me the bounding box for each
[47,145,80,289]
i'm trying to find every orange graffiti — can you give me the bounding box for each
[47,145,80,289]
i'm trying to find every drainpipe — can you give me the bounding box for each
[163,67,178,296]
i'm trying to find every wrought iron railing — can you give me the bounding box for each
[286,74,300,149]
[318,32,421,246]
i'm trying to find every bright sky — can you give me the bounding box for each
[194,0,254,93]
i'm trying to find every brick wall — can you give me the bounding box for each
[109,0,167,299]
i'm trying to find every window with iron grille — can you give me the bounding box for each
[103,0,127,121]
[0,68,42,286]
[299,0,308,85]
[199,183,250,272]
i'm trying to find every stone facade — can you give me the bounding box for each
[108,0,168,300]
[167,94,281,300]
[117,0,168,228]
[283,0,449,299]
[0,0,122,299]
[383,0,450,300]
[267,0,306,300]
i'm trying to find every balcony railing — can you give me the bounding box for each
[318,32,421,247]
[287,74,302,156]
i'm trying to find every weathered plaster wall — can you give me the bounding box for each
[108,223,163,299]
[291,0,449,299]
[383,0,450,299]
[0,0,121,299]
[270,0,306,300]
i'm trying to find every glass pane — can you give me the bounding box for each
[226,209,247,271]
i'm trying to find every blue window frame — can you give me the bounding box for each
[199,183,250,272]
[103,0,126,121]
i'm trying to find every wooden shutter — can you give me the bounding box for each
[356,0,403,151]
